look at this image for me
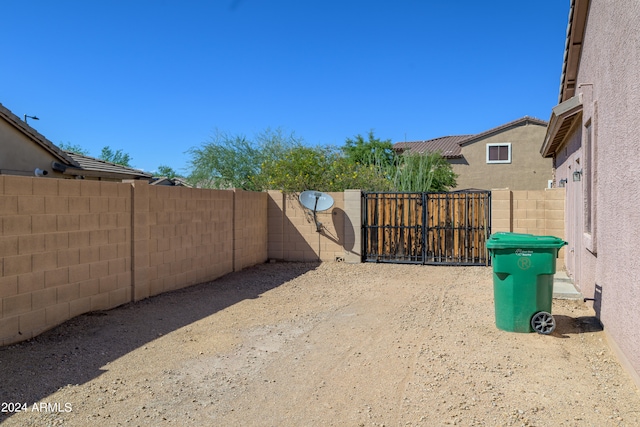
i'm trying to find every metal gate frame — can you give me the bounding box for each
[362,191,491,266]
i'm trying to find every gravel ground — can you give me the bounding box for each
[1,262,639,426]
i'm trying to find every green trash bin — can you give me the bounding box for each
[486,232,567,334]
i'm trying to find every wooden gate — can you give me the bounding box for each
[363,191,491,266]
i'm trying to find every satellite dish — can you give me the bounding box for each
[299,190,334,232]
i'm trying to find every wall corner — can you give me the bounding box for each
[343,190,362,263]
[131,181,150,301]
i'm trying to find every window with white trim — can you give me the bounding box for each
[486,143,512,164]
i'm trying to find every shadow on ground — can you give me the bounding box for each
[552,314,603,338]
[0,261,319,421]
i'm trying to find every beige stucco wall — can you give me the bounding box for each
[0,118,67,179]
[453,122,552,191]
[552,0,640,386]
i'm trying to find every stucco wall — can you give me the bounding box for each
[0,119,66,179]
[552,124,592,294]
[453,123,552,191]
[556,0,640,385]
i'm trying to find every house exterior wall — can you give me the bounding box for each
[552,124,588,292]
[554,0,640,385]
[1,115,149,182]
[0,119,66,179]
[453,123,552,191]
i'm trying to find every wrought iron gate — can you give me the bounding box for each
[363,191,491,266]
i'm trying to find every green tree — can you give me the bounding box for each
[262,145,334,192]
[323,155,392,192]
[187,128,302,190]
[187,127,456,193]
[100,146,132,167]
[58,142,89,155]
[155,165,183,179]
[343,130,395,168]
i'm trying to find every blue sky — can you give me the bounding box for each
[2,1,569,175]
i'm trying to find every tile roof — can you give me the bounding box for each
[393,135,472,158]
[457,116,548,146]
[1,101,151,181]
[393,116,548,157]
[65,152,152,180]
[150,177,191,186]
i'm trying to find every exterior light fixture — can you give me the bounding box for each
[24,114,39,124]
[573,170,583,182]
[558,178,568,188]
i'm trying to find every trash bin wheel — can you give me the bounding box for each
[531,311,555,334]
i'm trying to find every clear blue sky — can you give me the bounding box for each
[2,1,569,175]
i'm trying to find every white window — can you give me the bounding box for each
[486,143,512,164]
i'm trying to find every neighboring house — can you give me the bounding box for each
[394,116,552,191]
[541,0,640,386]
[0,102,151,182]
[150,177,191,187]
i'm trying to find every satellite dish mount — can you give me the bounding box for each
[299,190,335,232]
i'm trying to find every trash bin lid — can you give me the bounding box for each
[486,232,567,249]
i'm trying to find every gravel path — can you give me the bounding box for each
[1,262,639,426]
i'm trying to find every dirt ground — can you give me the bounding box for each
[1,262,640,427]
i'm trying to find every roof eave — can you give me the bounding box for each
[541,95,583,158]
[558,0,589,103]
[62,167,152,180]
[458,116,548,147]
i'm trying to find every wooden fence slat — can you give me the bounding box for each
[363,191,490,265]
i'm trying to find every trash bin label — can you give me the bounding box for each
[515,249,533,256]
[517,257,532,270]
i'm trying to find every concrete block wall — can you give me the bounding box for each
[233,189,268,271]
[1,177,270,346]
[1,176,132,345]
[140,183,237,299]
[3,182,570,345]
[267,191,285,260]
[267,191,352,262]
[343,190,362,263]
[491,188,566,265]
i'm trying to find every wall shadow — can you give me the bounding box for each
[0,261,319,423]
[330,207,354,253]
[271,192,346,262]
[552,314,604,338]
